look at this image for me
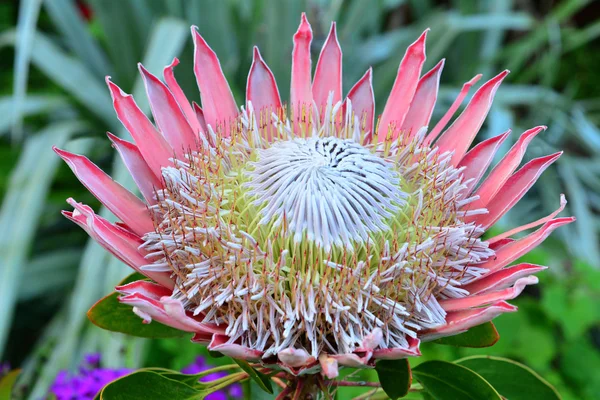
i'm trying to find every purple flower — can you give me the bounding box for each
[50,354,242,399]
[0,362,10,377]
[50,354,131,400]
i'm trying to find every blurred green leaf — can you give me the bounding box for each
[456,356,561,400]
[12,0,43,140]
[0,121,86,358]
[43,0,112,78]
[0,369,21,400]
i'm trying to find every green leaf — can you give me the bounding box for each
[87,290,186,339]
[456,356,561,400]
[375,358,411,399]
[208,350,225,359]
[100,371,201,400]
[0,369,21,400]
[233,359,273,394]
[431,322,499,348]
[412,360,502,400]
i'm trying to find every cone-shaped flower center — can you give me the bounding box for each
[247,136,404,250]
[139,105,494,358]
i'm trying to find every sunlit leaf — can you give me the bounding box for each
[456,356,561,400]
[412,360,501,400]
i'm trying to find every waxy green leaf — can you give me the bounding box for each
[456,356,561,400]
[375,358,411,399]
[413,360,502,400]
[100,370,201,399]
[87,273,185,338]
[431,322,500,348]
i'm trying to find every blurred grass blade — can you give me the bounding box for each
[26,18,189,398]
[560,160,600,266]
[27,32,116,127]
[43,0,112,78]
[12,0,43,140]
[18,251,81,301]
[0,95,69,135]
[0,121,86,358]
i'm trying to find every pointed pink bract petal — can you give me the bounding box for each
[401,59,445,138]
[425,74,482,145]
[421,301,517,341]
[290,13,313,123]
[63,199,172,288]
[164,58,203,134]
[207,334,263,361]
[473,126,546,208]
[116,280,172,299]
[246,46,282,137]
[106,78,173,177]
[139,63,197,157]
[119,293,221,334]
[458,130,511,195]
[372,336,421,359]
[346,68,375,142]
[192,102,209,134]
[107,132,162,205]
[488,194,567,243]
[54,147,154,236]
[436,70,509,165]
[463,263,547,295]
[191,28,238,133]
[477,217,575,275]
[378,30,428,142]
[440,276,538,311]
[471,152,562,229]
[312,22,342,118]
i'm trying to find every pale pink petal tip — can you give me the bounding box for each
[53,147,154,236]
[378,29,428,141]
[247,46,282,118]
[296,12,311,36]
[372,336,421,360]
[319,355,339,379]
[279,348,316,368]
[422,301,517,341]
[191,26,238,131]
[206,334,263,361]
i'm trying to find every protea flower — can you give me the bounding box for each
[55,14,573,380]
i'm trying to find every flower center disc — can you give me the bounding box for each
[246,137,405,250]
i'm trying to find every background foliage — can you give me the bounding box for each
[0,0,599,399]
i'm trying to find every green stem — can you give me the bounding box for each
[206,372,248,392]
[191,364,242,379]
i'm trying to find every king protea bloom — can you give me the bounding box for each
[56,14,573,378]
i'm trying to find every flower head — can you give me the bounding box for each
[56,14,573,378]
